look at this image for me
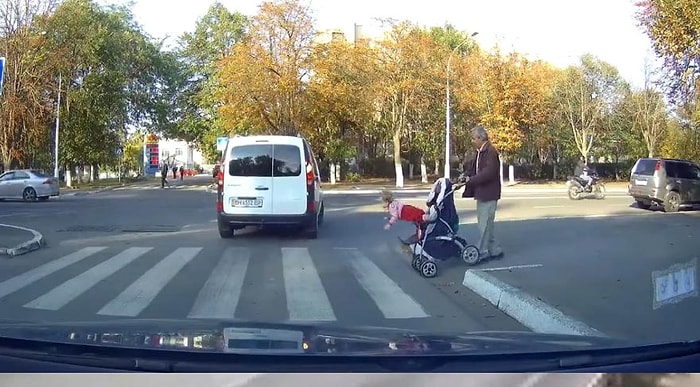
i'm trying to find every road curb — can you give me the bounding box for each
[461,269,605,337]
[0,224,45,257]
[324,188,628,195]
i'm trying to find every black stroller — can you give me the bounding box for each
[400,177,480,278]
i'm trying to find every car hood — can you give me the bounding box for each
[0,318,638,355]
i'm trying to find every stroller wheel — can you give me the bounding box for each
[461,245,480,266]
[411,254,423,271]
[420,261,438,278]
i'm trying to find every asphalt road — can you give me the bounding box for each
[0,175,697,346]
[0,373,606,387]
[0,176,524,334]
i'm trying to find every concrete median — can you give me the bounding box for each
[0,223,45,257]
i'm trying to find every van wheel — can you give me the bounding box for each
[304,217,318,239]
[218,220,234,239]
[318,203,325,225]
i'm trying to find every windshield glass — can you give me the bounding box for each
[0,0,698,361]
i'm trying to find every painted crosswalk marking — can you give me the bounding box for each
[282,247,336,321]
[24,247,153,311]
[0,245,437,323]
[188,247,250,319]
[345,249,429,319]
[0,247,107,299]
[98,247,202,317]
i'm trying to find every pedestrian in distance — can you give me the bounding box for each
[461,125,505,261]
[161,163,170,189]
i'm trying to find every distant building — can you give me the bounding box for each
[143,134,204,176]
[159,139,204,169]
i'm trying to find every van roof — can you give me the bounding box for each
[227,135,305,146]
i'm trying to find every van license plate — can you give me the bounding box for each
[232,198,263,208]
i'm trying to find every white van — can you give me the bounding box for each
[216,135,324,238]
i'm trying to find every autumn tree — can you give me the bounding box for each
[373,22,445,187]
[0,0,59,170]
[553,54,627,161]
[217,0,315,137]
[305,35,379,183]
[174,2,248,162]
[636,0,700,105]
[637,0,699,163]
[623,85,667,158]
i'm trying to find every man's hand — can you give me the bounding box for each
[384,224,391,231]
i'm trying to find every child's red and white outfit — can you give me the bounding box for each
[384,200,426,238]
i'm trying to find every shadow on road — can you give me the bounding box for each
[626,201,700,213]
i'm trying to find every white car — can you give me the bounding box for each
[216,134,325,239]
[0,169,60,201]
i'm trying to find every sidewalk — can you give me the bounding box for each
[460,212,700,342]
[322,180,629,194]
[0,224,44,257]
[60,177,158,196]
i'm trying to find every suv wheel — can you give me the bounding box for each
[664,191,681,213]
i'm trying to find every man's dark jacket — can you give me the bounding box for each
[462,141,502,201]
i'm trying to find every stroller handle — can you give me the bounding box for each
[452,181,467,191]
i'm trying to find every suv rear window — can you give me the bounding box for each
[632,159,658,176]
[228,144,302,177]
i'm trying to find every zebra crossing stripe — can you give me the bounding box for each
[345,249,429,319]
[282,247,336,321]
[97,247,202,317]
[24,247,153,311]
[0,247,107,299]
[188,247,250,319]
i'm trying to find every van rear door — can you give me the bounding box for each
[223,143,274,215]
[271,142,307,215]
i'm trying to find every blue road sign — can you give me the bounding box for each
[216,137,228,151]
[0,57,5,96]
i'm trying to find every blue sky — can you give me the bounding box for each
[100,0,658,88]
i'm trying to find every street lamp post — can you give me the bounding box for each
[54,73,61,180]
[445,32,478,179]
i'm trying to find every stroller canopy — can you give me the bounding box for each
[427,177,459,227]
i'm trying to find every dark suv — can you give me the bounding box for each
[628,158,700,212]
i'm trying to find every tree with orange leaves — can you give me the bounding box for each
[216,0,315,136]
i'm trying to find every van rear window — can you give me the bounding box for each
[228,144,301,177]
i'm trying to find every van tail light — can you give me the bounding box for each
[216,169,224,212]
[306,162,314,186]
[42,179,54,185]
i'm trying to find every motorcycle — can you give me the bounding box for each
[566,173,606,200]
